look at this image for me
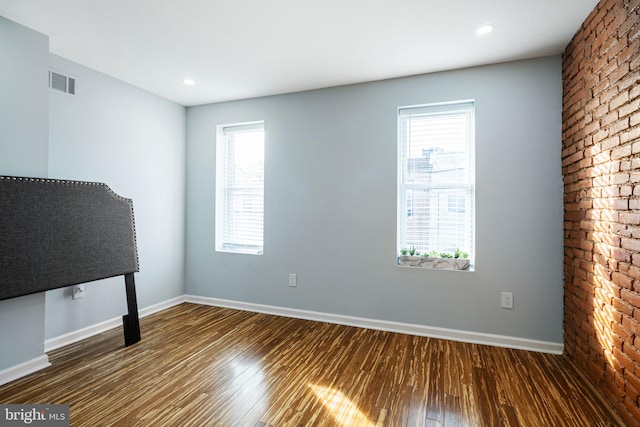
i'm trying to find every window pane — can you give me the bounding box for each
[401,188,473,255]
[404,112,471,185]
[216,122,264,254]
[398,101,474,264]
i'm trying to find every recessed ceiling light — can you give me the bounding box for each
[476,24,495,35]
[183,78,195,86]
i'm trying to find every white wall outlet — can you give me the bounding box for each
[72,284,87,299]
[288,273,297,287]
[501,292,513,309]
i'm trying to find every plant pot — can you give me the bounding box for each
[398,255,470,271]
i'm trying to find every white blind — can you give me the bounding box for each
[398,101,474,259]
[216,122,264,254]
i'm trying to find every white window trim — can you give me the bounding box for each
[396,100,475,270]
[215,120,265,255]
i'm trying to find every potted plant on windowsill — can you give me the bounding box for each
[398,248,470,270]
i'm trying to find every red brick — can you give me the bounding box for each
[619,12,640,39]
[613,172,631,184]
[601,86,620,105]
[593,75,612,97]
[619,69,639,91]
[623,397,640,427]
[622,127,640,144]
[607,3,628,34]
[563,149,586,166]
[628,390,640,413]
[564,2,640,422]
[609,60,631,84]
[612,144,632,161]
[620,213,640,224]
[630,265,640,281]
[594,128,611,144]
[611,90,631,110]
[612,313,630,333]
[613,296,636,315]
[605,373,626,401]
[621,288,640,306]
[613,274,634,292]
[594,151,612,165]
[619,99,640,118]
[622,314,640,335]
[603,54,623,79]
[622,238,640,252]
[632,50,640,71]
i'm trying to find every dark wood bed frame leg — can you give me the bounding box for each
[123,273,141,346]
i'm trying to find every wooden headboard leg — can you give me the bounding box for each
[122,273,141,346]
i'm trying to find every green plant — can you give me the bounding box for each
[453,248,469,259]
[408,248,469,259]
[454,248,468,259]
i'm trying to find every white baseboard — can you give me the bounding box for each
[44,295,185,352]
[44,316,121,353]
[139,295,186,317]
[0,355,50,387]
[4,293,562,388]
[185,294,564,355]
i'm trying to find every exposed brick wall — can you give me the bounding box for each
[562,0,640,424]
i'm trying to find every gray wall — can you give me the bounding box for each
[0,15,186,373]
[186,56,564,343]
[0,17,49,369]
[0,16,562,376]
[46,54,187,339]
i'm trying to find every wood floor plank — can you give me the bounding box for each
[425,345,444,423]
[0,303,622,426]
[443,394,462,427]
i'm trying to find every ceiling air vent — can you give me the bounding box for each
[49,70,76,96]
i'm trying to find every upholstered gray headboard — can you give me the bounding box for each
[0,176,141,346]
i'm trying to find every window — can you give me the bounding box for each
[397,101,474,264]
[215,121,265,254]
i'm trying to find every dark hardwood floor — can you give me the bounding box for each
[0,303,622,426]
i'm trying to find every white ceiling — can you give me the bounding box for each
[0,0,598,107]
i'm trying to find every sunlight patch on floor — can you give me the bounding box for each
[309,383,374,427]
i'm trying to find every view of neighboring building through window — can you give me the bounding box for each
[215,121,265,255]
[398,101,475,263]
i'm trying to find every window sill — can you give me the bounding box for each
[397,255,471,271]
[216,248,263,255]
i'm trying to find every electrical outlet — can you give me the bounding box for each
[289,273,297,287]
[501,292,513,309]
[72,284,87,299]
